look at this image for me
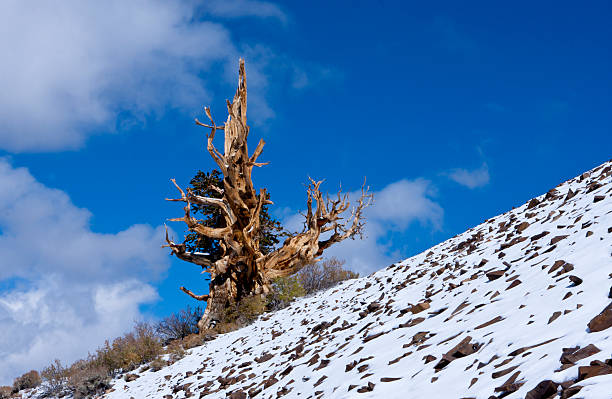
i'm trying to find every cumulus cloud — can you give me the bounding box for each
[283,179,443,275]
[0,159,169,384]
[0,0,288,152]
[446,163,490,189]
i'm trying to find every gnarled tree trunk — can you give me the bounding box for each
[165,59,373,330]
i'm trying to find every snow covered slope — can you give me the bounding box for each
[105,160,612,399]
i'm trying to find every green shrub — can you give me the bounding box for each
[212,295,267,334]
[267,275,306,311]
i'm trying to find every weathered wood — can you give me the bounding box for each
[166,59,373,329]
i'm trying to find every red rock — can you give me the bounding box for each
[593,195,605,203]
[527,198,540,209]
[486,270,505,281]
[475,316,504,330]
[410,302,430,314]
[506,280,522,290]
[548,311,562,324]
[560,344,600,364]
[587,303,612,332]
[550,235,569,245]
[525,380,559,399]
[380,377,401,382]
[578,360,612,380]
[568,275,582,285]
[516,221,530,232]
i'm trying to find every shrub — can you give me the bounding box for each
[212,295,267,334]
[156,306,203,343]
[41,359,67,396]
[267,275,306,311]
[166,340,186,364]
[297,257,358,294]
[12,370,41,392]
[0,386,12,399]
[96,321,162,374]
[65,359,110,399]
[149,357,167,372]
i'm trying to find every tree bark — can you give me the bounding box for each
[165,59,373,329]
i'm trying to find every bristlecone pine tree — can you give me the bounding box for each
[165,59,373,330]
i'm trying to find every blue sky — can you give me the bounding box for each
[0,0,610,383]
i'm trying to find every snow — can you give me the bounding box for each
[40,161,612,398]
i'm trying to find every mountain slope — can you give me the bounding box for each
[106,160,612,399]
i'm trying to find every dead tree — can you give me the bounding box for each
[165,59,373,329]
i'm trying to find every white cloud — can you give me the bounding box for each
[0,0,286,152]
[283,179,443,275]
[447,163,490,189]
[0,159,169,384]
[202,0,287,23]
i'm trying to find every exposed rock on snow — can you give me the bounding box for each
[35,160,612,398]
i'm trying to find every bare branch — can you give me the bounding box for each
[180,286,209,301]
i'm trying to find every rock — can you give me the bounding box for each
[568,275,582,285]
[434,336,480,370]
[578,360,612,380]
[506,280,522,290]
[229,390,247,399]
[486,270,505,281]
[561,385,582,399]
[560,344,601,364]
[475,316,504,330]
[356,382,375,393]
[609,286,612,299]
[550,235,569,245]
[516,221,530,232]
[380,377,401,382]
[530,231,550,242]
[367,302,381,312]
[410,302,430,314]
[124,374,139,382]
[593,195,605,203]
[587,303,612,332]
[527,198,540,209]
[548,311,562,324]
[525,380,559,399]
[255,353,274,363]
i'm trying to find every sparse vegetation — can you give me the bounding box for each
[40,359,67,396]
[266,257,359,311]
[9,259,357,393]
[297,257,359,295]
[0,386,12,399]
[156,305,203,343]
[12,370,41,393]
[96,321,162,374]
[267,275,306,311]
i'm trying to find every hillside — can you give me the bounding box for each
[90,161,612,398]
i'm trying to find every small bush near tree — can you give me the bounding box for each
[12,370,42,392]
[156,306,203,343]
[266,276,306,311]
[212,295,267,334]
[297,257,359,295]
